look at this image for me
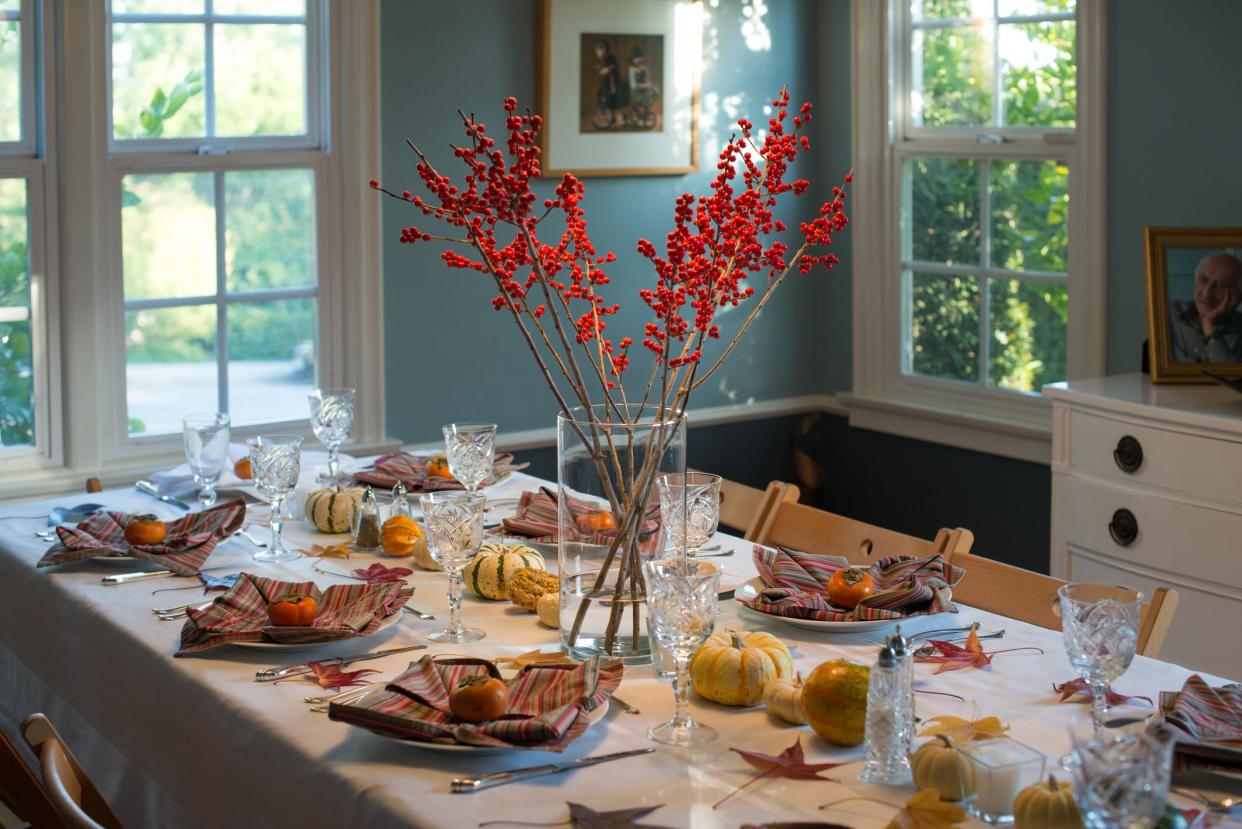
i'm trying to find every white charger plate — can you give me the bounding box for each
[735,576,944,632]
[363,699,610,755]
[230,607,402,651]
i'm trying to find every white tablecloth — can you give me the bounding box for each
[0,471,1234,828]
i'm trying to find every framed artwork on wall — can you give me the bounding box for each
[1145,226,1242,383]
[537,0,701,177]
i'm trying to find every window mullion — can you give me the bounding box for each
[979,159,991,388]
[204,0,217,140]
[214,169,227,415]
[990,3,1001,128]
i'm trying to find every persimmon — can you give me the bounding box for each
[579,511,617,532]
[233,457,252,479]
[425,455,452,478]
[267,596,319,627]
[449,676,509,722]
[123,514,167,546]
[826,567,874,609]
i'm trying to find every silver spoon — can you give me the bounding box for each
[1171,787,1241,812]
[233,528,267,548]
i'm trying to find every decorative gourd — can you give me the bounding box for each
[1013,775,1082,829]
[461,543,546,600]
[801,658,869,746]
[380,515,426,558]
[689,630,794,707]
[762,673,807,725]
[508,568,560,611]
[536,591,559,627]
[911,735,964,801]
[305,486,364,534]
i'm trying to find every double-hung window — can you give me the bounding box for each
[110,0,325,438]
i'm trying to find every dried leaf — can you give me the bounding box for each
[278,661,378,691]
[352,561,413,583]
[886,789,967,829]
[1052,677,1153,707]
[493,649,577,669]
[914,629,1042,674]
[300,543,353,559]
[917,715,1008,742]
[478,802,670,829]
[714,737,845,809]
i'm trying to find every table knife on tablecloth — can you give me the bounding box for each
[254,644,427,682]
[101,570,176,585]
[451,747,655,792]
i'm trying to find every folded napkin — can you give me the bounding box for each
[501,487,661,550]
[1162,674,1242,750]
[176,573,412,655]
[742,547,964,622]
[353,451,526,493]
[37,499,246,576]
[329,655,621,751]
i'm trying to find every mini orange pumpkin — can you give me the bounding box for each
[233,457,252,479]
[124,514,167,546]
[425,455,452,479]
[381,515,425,557]
[267,596,318,627]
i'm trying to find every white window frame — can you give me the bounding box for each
[845,0,1106,464]
[0,1,385,499]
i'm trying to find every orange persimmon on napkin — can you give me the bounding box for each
[328,655,621,752]
[352,451,526,492]
[500,487,661,550]
[37,498,246,576]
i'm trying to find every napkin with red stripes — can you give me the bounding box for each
[329,655,621,751]
[175,573,412,655]
[1162,674,1242,749]
[742,547,965,622]
[37,498,246,576]
[501,487,661,550]
[353,451,526,492]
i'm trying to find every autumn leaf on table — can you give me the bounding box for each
[714,737,845,810]
[311,560,413,583]
[1053,677,1153,707]
[914,629,1042,674]
[299,543,353,559]
[917,715,1008,742]
[479,802,671,829]
[886,789,967,829]
[493,649,578,669]
[276,661,379,691]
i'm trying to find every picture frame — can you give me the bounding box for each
[1145,226,1242,383]
[537,0,701,178]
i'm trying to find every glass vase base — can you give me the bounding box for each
[252,548,300,564]
[648,719,717,747]
[428,626,486,644]
[562,632,653,665]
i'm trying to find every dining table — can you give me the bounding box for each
[0,461,1236,828]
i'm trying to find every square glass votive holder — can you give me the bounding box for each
[956,738,1046,824]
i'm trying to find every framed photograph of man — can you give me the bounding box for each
[1145,227,1242,383]
[538,0,700,177]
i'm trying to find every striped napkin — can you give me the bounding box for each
[353,451,527,492]
[175,573,412,655]
[1162,674,1242,752]
[501,487,661,550]
[742,546,964,622]
[328,655,622,751]
[37,498,246,576]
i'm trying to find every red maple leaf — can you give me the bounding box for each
[352,562,413,584]
[914,630,1042,675]
[1052,677,1153,707]
[303,661,379,691]
[714,737,844,810]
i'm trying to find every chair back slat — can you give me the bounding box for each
[718,478,801,541]
[21,715,124,829]
[0,726,66,829]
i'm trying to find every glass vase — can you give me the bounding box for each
[557,404,686,663]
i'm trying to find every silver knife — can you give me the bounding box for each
[134,479,191,510]
[254,644,427,682]
[451,747,655,793]
[102,569,176,585]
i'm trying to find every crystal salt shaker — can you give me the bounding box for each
[890,626,916,754]
[860,642,912,785]
[389,482,413,519]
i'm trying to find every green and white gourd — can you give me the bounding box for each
[305,487,364,534]
[463,543,546,600]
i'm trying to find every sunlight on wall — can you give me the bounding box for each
[741,0,771,51]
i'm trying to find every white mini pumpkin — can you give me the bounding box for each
[762,673,807,724]
[689,630,794,706]
[461,543,545,600]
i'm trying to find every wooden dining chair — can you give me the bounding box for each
[0,725,68,829]
[20,715,123,829]
[718,479,801,541]
[752,498,976,565]
[949,550,1180,658]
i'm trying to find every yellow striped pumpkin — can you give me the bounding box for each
[305,487,364,534]
[689,630,794,706]
[462,543,545,600]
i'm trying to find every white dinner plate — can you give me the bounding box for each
[89,555,147,568]
[230,608,402,651]
[364,699,610,755]
[735,576,942,633]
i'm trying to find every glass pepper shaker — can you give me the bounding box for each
[389,482,413,519]
[861,641,913,785]
[353,486,382,552]
[890,625,916,755]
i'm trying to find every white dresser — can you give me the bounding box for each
[1045,374,1242,677]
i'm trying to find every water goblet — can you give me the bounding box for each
[248,435,303,564]
[1064,717,1174,829]
[182,413,231,509]
[1058,583,1143,731]
[442,423,497,493]
[309,388,355,483]
[420,491,487,643]
[656,472,721,560]
[642,557,721,746]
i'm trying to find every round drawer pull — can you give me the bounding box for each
[1113,435,1143,473]
[1108,508,1139,547]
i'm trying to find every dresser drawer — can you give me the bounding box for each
[1069,410,1242,504]
[1063,476,1242,589]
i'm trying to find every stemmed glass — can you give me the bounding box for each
[1064,716,1174,828]
[642,558,721,746]
[657,472,721,560]
[309,388,355,482]
[1058,583,1143,730]
[182,413,231,509]
[442,423,497,493]
[420,491,487,643]
[248,435,303,564]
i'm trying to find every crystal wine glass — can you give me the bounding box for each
[442,423,497,493]
[657,472,721,560]
[1058,583,1143,730]
[309,387,355,483]
[419,491,487,643]
[642,557,720,746]
[182,413,231,508]
[248,435,303,564]
[1064,717,1174,829]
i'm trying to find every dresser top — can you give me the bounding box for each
[1044,373,1242,435]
